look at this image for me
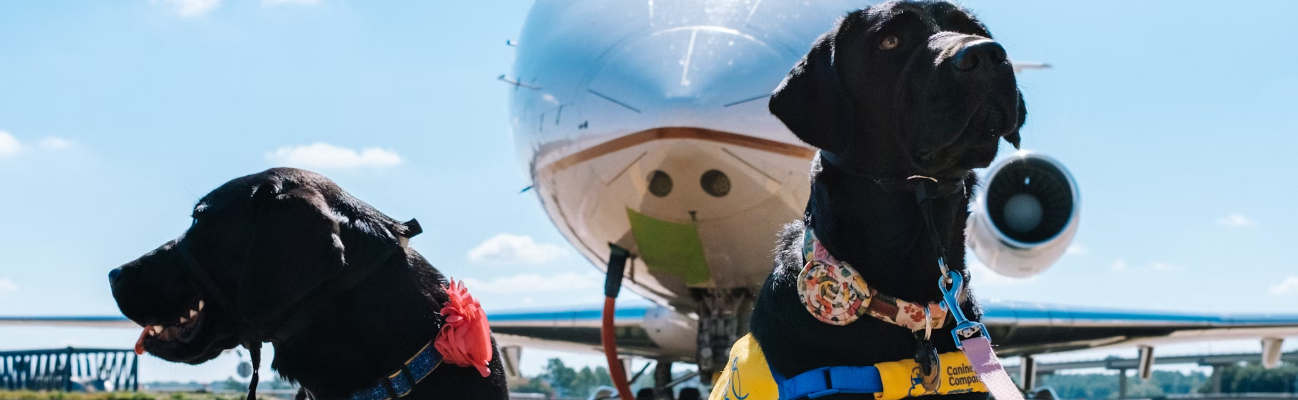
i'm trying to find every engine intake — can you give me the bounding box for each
[968,151,1080,278]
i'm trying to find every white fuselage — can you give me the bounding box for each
[510,0,874,314]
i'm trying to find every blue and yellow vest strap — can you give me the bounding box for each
[772,365,883,399]
[709,334,988,400]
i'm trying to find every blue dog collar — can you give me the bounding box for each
[772,365,884,399]
[346,341,443,400]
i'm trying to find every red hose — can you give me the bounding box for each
[602,296,635,400]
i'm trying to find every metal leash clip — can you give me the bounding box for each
[938,270,986,349]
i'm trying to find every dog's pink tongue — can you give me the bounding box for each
[134,327,148,355]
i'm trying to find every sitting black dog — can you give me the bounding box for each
[109,168,508,400]
[747,1,1025,399]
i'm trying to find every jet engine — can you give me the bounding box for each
[642,305,698,360]
[967,151,1080,278]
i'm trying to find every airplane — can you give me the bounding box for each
[497,0,1298,396]
[4,0,1297,399]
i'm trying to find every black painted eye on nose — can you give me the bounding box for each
[108,268,122,286]
[648,170,673,197]
[700,170,731,197]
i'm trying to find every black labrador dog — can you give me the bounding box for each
[109,168,508,400]
[750,1,1023,399]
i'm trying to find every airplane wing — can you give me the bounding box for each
[487,306,673,359]
[0,309,677,358]
[982,299,1298,356]
[7,301,1297,360]
[490,299,1298,363]
[0,316,139,328]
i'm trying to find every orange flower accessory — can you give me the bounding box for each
[434,280,493,377]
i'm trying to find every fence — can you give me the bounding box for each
[0,348,138,392]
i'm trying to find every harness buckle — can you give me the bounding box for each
[938,270,988,349]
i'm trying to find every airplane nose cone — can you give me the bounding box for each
[586,27,791,115]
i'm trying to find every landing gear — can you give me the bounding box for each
[692,288,752,384]
[654,360,673,400]
[635,358,703,400]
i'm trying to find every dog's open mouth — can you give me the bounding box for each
[135,298,210,355]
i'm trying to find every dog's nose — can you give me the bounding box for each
[108,267,122,286]
[953,40,1008,72]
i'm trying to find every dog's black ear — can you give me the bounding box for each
[236,186,345,328]
[769,27,852,153]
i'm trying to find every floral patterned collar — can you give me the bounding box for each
[797,228,947,332]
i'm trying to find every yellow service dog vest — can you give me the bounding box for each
[709,334,987,400]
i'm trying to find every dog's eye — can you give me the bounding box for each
[879,35,900,50]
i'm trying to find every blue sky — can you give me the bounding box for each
[1,0,1296,385]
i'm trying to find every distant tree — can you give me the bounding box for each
[509,376,556,399]
[1031,364,1298,397]
[1152,369,1208,394]
[537,358,615,398]
[1208,363,1298,393]
[540,358,578,397]
[1037,372,1117,399]
[569,366,614,396]
[218,377,247,392]
[258,376,297,390]
[1125,378,1165,398]
[1036,369,1210,399]
[594,367,614,388]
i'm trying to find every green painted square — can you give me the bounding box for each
[626,208,712,286]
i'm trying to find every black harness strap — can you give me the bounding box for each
[247,342,262,400]
[914,180,952,267]
[819,151,966,196]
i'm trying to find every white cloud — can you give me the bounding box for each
[1149,262,1175,271]
[967,261,1039,286]
[468,234,568,265]
[1217,214,1255,227]
[1111,259,1129,271]
[263,0,320,4]
[461,272,602,295]
[0,131,22,157]
[38,137,74,150]
[1066,244,1088,256]
[0,133,74,155]
[0,278,17,293]
[154,0,221,17]
[1271,276,1298,296]
[266,143,402,169]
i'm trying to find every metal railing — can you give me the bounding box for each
[0,348,138,392]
